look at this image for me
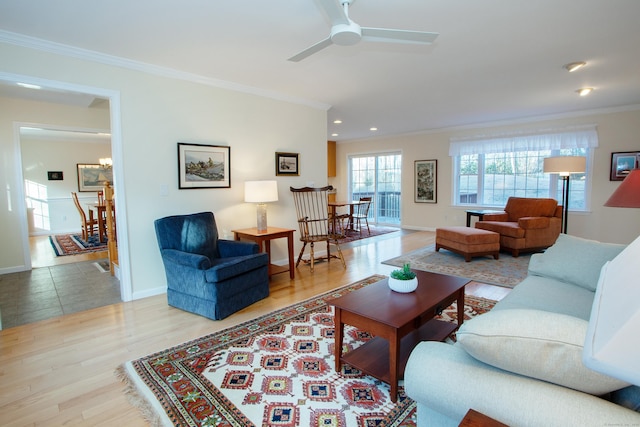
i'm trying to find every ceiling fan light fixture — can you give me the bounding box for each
[577,87,593,96]
[564,61,587,72]
[331,22,362,46]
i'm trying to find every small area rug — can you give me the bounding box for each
[49,233,107,256]
[117,275,496,427]
[383,244,530,288]
[337,225,399,244]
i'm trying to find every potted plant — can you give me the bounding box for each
[388,263,418,293]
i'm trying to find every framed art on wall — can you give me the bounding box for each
[178,143,231,189]
[275,152,299,176]
[77,164,113,192]
[610,151,640,181]
[415,159,437,203]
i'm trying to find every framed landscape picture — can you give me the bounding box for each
[77,164,113,192]
[178,143,231,189]
[610,151,640,181]
[275,152,299,176]
[415,159,437,203]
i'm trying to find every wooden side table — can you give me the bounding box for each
[459,409,508,427]
[232,227,295,279]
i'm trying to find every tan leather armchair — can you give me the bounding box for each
[475,197,562,256]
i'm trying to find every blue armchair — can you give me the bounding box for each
[154,212,269,320]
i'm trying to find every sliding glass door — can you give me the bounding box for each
[349,153,401,225]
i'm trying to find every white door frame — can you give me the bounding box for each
[1,71,132,302]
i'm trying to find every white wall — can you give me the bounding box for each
[333,108,640,245]
[0,42,328,300]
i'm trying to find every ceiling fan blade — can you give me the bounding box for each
[361,27,439,44]
[316,0,349,25]
[288,37,333,62]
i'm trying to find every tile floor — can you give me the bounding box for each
[0,260,121,329]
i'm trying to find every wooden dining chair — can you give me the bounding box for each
[71,192,98,241]
[103,182,118,275]
[290,186,346,272]
[352,196,372,236]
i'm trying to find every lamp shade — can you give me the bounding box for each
[244,180,278,203]
[543,156,586,176]
[583,235,640,386]
[604,169,640,208]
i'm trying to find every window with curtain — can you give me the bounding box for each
[450,125,598,210]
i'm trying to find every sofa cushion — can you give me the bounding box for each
[528,234,626,291]
[492,275,595,320]
[457,309,629,395]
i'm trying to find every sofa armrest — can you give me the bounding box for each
[161,248,211,270]
[404,341,640,427]
[518,216,550,229]
[481,212,508,221]
[218,239,260,257]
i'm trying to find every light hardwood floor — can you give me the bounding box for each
[1,230,510,426]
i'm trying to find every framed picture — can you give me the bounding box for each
[178,143,231,189]
[275,152,299,176]
[610,151,640,181]
[77,164,113,192]
[47,171,63,181]
[415,159,437,203]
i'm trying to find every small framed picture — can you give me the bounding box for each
[415,159,437,203]
[610,151,640,181]
[178,143,231,189]
[275,152,299,176]
[77,164,113,192]
[48,171,63,181]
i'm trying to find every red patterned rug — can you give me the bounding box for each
[337,225,400,244]
[117,275,495,426]
[49,233,107,256]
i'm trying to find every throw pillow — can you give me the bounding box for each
[457,309,629,395]
[528,234,625,291]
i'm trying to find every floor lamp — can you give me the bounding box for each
[543,156,586,234]
[583,169,640,386]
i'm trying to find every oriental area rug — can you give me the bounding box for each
[117,275,496,427]
[49,233,107,256]
[383,244,531,288]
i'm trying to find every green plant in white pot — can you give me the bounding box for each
[388,263,418,293]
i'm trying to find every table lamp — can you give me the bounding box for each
[543,156,586,234]
[245,180,278,233]
[583,169,640,386]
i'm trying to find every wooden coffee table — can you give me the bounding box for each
[329,270,469,402]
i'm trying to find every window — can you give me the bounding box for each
[349,153,401,224]
[451,126,598,210]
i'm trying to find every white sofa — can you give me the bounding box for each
[404,234,640,426]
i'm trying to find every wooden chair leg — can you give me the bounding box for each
[296,243,308,267]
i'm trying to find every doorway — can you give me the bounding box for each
[348,152,402,225]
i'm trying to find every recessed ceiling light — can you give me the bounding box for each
[333,120,342,124]
[564,61,586,72]
[17,82,42,90]
[576,88,593,96]
[370,127,378,131]
[331,133,338,137]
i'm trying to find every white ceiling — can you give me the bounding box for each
[1,0,640,141]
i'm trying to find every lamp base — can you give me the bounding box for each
[256,203,268,233]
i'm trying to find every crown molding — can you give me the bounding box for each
[0,30,331,111]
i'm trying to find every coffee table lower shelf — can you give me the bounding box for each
[340,318,458,384]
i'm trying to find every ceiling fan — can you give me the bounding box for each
[288,0,439,62]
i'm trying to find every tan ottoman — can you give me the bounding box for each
[435,226,500,262]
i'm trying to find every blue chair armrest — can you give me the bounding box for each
[205,253,268,282]
[218,239,260,257]
[162,248,211,270]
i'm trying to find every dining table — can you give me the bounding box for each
[328,200,365,234]
[87,202,113,242]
